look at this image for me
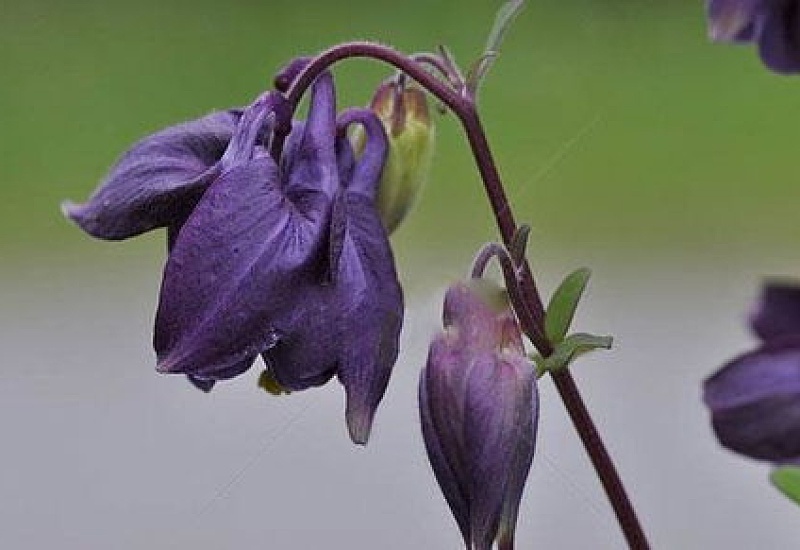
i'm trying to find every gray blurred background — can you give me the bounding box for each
[3,0,800,548]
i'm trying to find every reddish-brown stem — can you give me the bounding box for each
[458,109,648,549]
[282,41,649,550]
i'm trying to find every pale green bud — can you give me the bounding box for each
[354,80,435,234]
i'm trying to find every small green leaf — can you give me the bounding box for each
[541,332,613,375]
[466,0,525,95]
[771,466,800,506]
[545,268,592,344]
[484,0,525,59]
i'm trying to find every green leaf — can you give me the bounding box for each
[545,268,592,344]
[484,0,525,58]
[771,466,800,506]
[540,332,613,375]
[466,0,525,95]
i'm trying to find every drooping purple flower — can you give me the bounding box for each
[155,74,402,444]
[706,0,800,73]
[419,280,538,550]
[704,281,800,462]
[64,67,403,444]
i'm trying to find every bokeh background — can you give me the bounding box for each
[3,0,800,548]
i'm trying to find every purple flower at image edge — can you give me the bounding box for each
[707,0,800,73]
[704,282,800,463]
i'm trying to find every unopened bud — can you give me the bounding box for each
[354,79,435,234]
[419,279,538,549]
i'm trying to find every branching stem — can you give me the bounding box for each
[279,41,649,550]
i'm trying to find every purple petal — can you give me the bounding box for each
[186,357,255,392]
[749,281,800,341]
[335,133,357,187]
[260,288,339,391]
[497,356,538,548]
[63,110,240,240]
[323,108,402,443]
[707,0,763,42]
[281,72,339,199]
[704,338,800,461]
[419,333,471,545]
[154,156,287,377]
[463,352,525,550]
[187,375,216,392]
[758,3,800,73]
[334,192,403,444]
[337,108,388,198]
[156,79,339,384]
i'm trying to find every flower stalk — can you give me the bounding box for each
[280,40,649,549]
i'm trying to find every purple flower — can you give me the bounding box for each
[64,72,403,444]
[62,110,243,240]
[704,281,800,462]
[419,280,538,550]
[707,0,800,73]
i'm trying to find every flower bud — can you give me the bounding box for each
[353,79,434,234]
[419,280,538,549]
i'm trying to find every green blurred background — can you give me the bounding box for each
[4,1,800,548]
[3,0,799,260]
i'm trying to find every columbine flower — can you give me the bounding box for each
[419,280,538,550]
[707,0,800,73]
[64,70,403,444]
[704,281,800,462]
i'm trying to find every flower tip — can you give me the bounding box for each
[187,375,215,392]
[60,199,78,219]
[155,356,180,375]
[345,404,375,446]
[61,200,90,229]
[60,199,119,240]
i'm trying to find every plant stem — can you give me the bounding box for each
[460,106,650,550]
[282,41,649,550]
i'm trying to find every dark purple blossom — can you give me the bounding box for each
[704,281,800,462]
[707,0,800,73]
[64,71,403,444]
[419,280,538,550]
[62,110,242,240]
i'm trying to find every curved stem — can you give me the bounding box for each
[469,242,540,347]
[470,241,514,279]
[280,41,649,550]
[285,42,468,114]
